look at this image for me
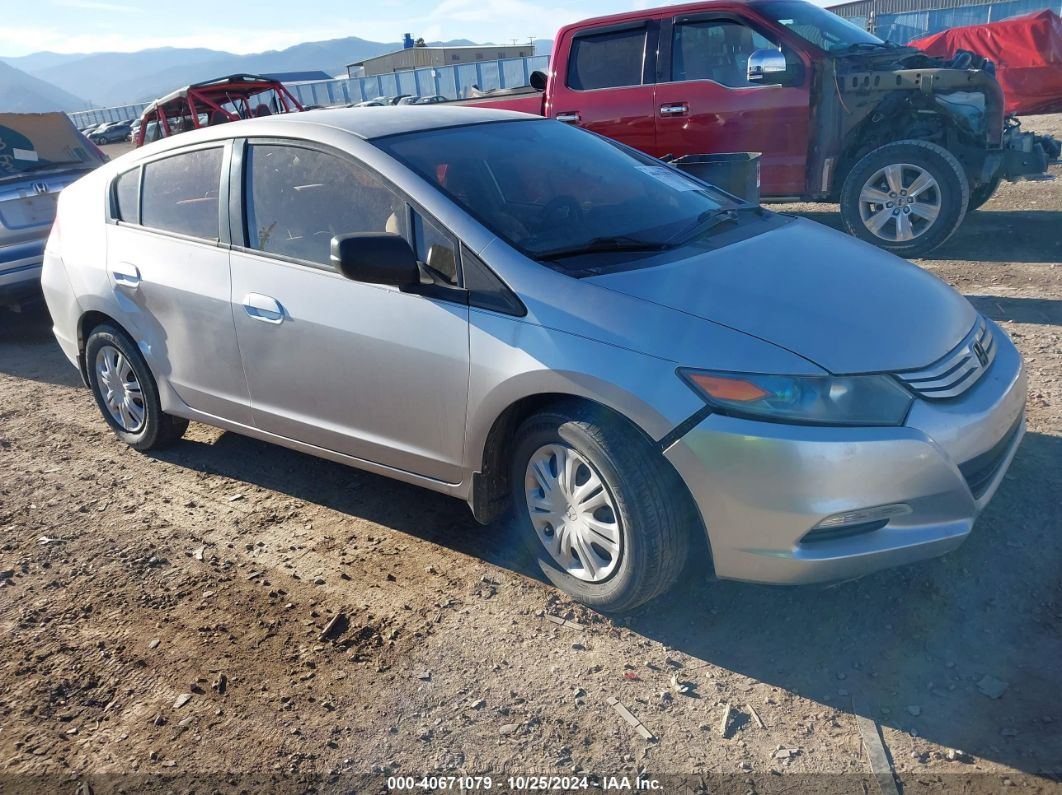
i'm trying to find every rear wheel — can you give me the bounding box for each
[509,402,691,612]
[840,140,969,257]
[85,324,187,451]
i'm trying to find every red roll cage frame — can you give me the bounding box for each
[135,74,304,147]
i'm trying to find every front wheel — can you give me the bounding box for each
[509,402,692,612]
[840,140,969,258]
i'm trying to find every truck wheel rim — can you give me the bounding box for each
[858,163,941,243]
[95,345,146,432]
[524,444,621,583]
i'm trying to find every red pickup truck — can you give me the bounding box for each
[467,0,1058,256]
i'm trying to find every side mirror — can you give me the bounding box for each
[747,49,788,83]
[330,233,419,287]
[529,70,548,92]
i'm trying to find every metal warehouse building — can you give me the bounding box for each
[829,0,1062,42]
[348,44,533,78]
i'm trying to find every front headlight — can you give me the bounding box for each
[678,369,912,427]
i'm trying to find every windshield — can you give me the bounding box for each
[757,0,885,52]
[374,119,739,260]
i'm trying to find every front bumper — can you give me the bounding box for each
[665,320,1027,585]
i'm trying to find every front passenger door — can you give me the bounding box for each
[228,141,470,483]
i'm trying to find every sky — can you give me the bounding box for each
[2,0,836,58]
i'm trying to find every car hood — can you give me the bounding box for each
[585,217,976,374]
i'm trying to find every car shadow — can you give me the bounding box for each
[967,295,1062,326]
[788,209,1062,265]
[152,424,1062,778]
[0,303,83,388]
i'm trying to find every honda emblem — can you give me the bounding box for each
[972,340,989,367]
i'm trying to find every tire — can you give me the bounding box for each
[84,323,188,451]
[968,173,1002,211]
[509,402,691,612]
[840,139,969,258]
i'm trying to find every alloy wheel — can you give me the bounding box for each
[94,345,146,432]
[858,163,942,243]
[524,443,622,582]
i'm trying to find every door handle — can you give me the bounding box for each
[111,262,141,288]
[659,102,689,117]
[243,293,284,324]
[555,112,581,123]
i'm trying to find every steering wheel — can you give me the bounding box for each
[538,195,583,230]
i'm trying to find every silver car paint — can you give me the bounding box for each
[586,218,978,374]
[41,108,1027,586]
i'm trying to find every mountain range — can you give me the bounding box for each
[0,60,88,112]
[1,36,553,112]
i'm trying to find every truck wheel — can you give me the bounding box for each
[840,140,969,257]
[968,174,1002,211]
[509,402,691,613]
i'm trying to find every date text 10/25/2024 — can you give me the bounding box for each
[386,776,663,790]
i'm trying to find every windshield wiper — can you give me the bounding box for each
[664,209,740,246]
[535,236,668,261]
[835,41,894,53]
[4,160,87,175]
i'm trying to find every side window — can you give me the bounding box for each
[140,147,223,240]
[246,144,405,267]
[114,167,139,223]
[567,27,647,90]
[672,19,779,86]
[412,210,458,286]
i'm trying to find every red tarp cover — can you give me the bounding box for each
[910,10,1062,116]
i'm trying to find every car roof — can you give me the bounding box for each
[283,106,535,140]
[131,106,539,157]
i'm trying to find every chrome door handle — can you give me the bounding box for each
[659,103,689,117]
[112,262,141,288]
[555,112,581,123]
[243,293,284,324]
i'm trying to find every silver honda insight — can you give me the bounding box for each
[42,107,1026,611]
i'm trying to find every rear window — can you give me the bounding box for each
[140,147,223,240]
[567,27,647,90]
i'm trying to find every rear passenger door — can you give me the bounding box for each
[106,144,251,424]
[547,22,658,154]
[228,140,470,483]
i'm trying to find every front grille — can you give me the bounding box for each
[958,415,1023,500]
[894,316,996,400]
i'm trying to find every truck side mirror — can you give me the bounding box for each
[529,70,548,91]
[747,49,788,83]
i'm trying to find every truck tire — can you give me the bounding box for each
[840,140,969,258]
[509,401,691,613]
[968,173,1002,211]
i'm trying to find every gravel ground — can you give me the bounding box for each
[1,119,1060,794]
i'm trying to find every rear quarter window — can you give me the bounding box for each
[140,147,223,240]
[113,168,139,223]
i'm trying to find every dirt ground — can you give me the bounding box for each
[1,119,1060,794]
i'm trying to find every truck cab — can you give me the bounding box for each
[496,0,1058,256]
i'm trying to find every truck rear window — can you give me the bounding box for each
[568,27,647,90]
